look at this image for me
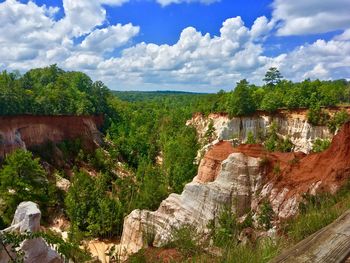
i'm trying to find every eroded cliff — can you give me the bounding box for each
[117,121,350,260]
[0,115,103,159]
[186,109,343,154]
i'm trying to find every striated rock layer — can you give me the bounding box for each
[186,109,348,154]
[0,202,62,263]
[0,115,103,159]
[118,122,350,259]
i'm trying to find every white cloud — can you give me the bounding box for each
[0,0,138,71]
[272,39,350,81]
[81,23,140,53]
[0,0,349,92]
[156,0,220,7]
[99,0,130,6]
[96,16,272,90]
[272,0,350,35]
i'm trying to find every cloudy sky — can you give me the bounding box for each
[0,0,349,92]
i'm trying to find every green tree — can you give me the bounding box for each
[263,67,283,86]
[227,79,256,116]
[0,150,49,226]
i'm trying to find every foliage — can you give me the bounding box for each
[312,138,331,153]
[264,122,279,152]
[263,67,283,86]
[0,65,112,115]
[327,109,349,133]
[65,171,123,238]
[264,122,294,152]
[227,79,256,116]
[258,200,274,230]
[307,103,330,126]
[204,120,216,143]
[283,181,350,242]
[0,150,50,227]
[246,131,256,144]
[209,208,239,247]
[166,224,204,257]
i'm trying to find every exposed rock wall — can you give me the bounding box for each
[0,115,103,159]
[117,122,350,260]
[187,110,335,154]
[0,202,62,263]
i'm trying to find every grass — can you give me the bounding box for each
[283,182,350,242]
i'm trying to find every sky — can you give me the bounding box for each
[0,0,350,92]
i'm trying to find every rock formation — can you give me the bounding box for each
[117,121,350,260]
[186,109,340,154]
[0,115,103,159]
[0,202,62,263]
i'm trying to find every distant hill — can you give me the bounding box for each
[112,90,210,102]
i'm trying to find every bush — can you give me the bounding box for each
[209,208,239,247]
[246,131,256,144]
[307,104,330,126]
[258,200,274,230]
[0,150,50,226]
[327,109,349,133]
[312,138,331,153]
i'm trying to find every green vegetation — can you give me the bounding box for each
[328,109,350,133]
[0,150,52,227]
[264,122,294,152]
[0,65,111,115]
[312,138,331,153]
[283,181,350,242]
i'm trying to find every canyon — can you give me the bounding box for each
[116,110,350,260]
[0,115,103,159]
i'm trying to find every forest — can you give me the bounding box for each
[1,65,350,261]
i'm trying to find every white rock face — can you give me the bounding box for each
[117,153,263,259]
[187,112,332,154]
[0,202,62,263]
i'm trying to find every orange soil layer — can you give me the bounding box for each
[198,122,350,197]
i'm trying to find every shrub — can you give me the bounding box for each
[307,104,330,126]
[277,137,293,152]
[258,200,274,230]
[312,138,331,153]
[0,150,50,226]
[210,208,239,247]
[327,109,349,133]
[246,131,256,144]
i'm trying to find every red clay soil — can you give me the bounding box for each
[197,122,350,197]
[196,141,235,182]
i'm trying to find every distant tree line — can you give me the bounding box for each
[203,67,350,117]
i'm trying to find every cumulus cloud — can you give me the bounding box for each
[0,0,349,92]
[96,16,273,90]
[270,39,350,82]
[80,23,140,53]
[0,0,139,71]
[272,0,350,35]
[156,0,220,7]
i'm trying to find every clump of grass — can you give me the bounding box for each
[166,224,204,258]
[220,238,286,263]
[283,182,350,242]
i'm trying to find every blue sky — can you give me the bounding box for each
[0,0,350,92]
